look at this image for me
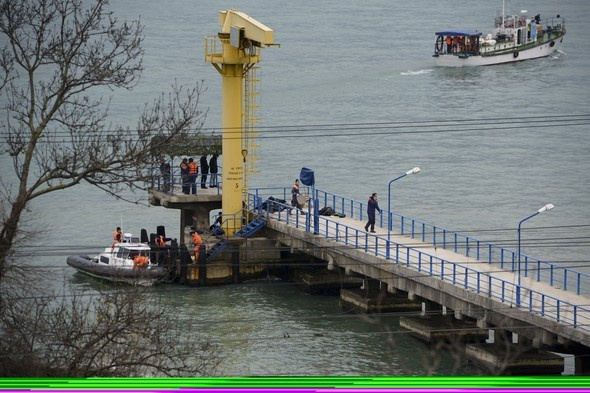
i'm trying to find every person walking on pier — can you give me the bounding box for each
[364,193,381,233]
[200,155,209,189]
[209,153,219,188]
[191,230,203,262]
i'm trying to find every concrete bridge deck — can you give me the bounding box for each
[257,195,590,355]
[148,181,590,360]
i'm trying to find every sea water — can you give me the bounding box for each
[1,0,589,375]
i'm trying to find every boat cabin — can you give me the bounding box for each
[99,233,151,265]
[434,31,482,57]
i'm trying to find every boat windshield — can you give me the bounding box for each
[117,247,149,260]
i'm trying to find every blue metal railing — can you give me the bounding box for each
[313,188,589,297]
[150,165,222,196]
[249,188,590,333]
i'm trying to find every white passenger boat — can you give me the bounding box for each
[433,2,565,67]
[67,233,168,286]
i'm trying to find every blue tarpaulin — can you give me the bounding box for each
[299,167,315,186]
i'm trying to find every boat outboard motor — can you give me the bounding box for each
[157,225,166,238]
[140,229,149,243]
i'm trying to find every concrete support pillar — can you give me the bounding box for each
[192,205,213,232]
[575,354,590,375]
[198,244,207,286]
[231,244,240,284]
[363,278,380,292]
[494,329,514,345]
[180,209,193,244]
[423,300,443,315]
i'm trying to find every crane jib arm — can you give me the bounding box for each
[219,10,274,46]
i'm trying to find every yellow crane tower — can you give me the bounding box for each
[204,10,276,234]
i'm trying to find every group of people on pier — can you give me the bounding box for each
[159,153,219,194]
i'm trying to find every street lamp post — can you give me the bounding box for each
[386,167,420,260]
[516,203,555,306]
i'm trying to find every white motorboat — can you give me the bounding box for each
[67,232,168,286]
[433,2,565,67]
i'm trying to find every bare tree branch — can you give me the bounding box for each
[0,281,221,376]
[0,0,208,280]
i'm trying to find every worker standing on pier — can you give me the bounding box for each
[291,179,302,211]
[180,158,190,194]
[200,155,209,189]
[209,153,219,187]
[364,193,381,233]
[188,158,198,194]
[191,230,203,262]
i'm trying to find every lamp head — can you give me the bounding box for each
[406,167,421,175]
[538,203,555,213]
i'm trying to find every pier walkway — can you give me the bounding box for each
[248,187,590,353]
[148,179,590,361]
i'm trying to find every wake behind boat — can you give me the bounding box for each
[67,232,168,286]
[433,2,565,67]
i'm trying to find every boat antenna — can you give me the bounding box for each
[120,213,123,235]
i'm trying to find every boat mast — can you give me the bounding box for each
[502,0,505,28]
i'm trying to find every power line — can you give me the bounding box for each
[2,114,590,141]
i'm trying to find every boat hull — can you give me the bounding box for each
[435,38,564,67]
[67,255,168,286]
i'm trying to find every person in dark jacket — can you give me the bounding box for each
[200,155,209,189]
[364,193,381,233]
[180,158,190,194]
[209,153,219,187]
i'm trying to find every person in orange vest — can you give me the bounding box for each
[155,234,167,247]
[113,227,123,243]
[191,230,203,262]
[188,157,198,194]
[133,254,149,269]
[446,35,452,53]
[112,226,123,253]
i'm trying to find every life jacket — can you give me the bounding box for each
[133,255,149,269]
[188,161,198,175]
[155,235,166,247]
[192,232,202,248]
[446,36,452,45]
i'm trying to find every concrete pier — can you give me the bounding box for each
[292,270,363,295]
[340,288,422,313]
[399,315,489,344]
[182,237,281,285]
[465,343,564,375]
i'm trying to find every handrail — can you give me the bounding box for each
[256,193,589,333]
[312,188,589,297]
